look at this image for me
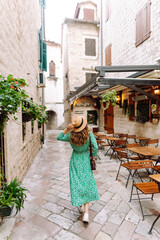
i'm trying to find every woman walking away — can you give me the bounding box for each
[57,115,99,223]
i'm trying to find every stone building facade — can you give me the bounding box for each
[99,0,160,138]
[0,0,46,182]
[44,41,64,130]
[62,1,100,127]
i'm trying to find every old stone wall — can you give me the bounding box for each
[0,0,43,182]
[100,0,160,138]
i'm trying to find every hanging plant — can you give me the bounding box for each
[101,90,117,109]
[0,74,48,134]
[0,75,28,133]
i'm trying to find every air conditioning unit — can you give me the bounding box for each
[37,72,45,87]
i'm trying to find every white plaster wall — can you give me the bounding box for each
[44,43,64,129]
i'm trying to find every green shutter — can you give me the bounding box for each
[40,0,46,8]
[42,41,47,72]
[39,27,47,72]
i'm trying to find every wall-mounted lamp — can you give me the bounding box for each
[154,89,160,95]
[116,91,122,107]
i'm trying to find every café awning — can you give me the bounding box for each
[67,65,160,103]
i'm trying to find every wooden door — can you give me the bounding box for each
[104,103,114,133]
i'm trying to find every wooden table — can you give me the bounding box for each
[148,174,160,234]
[105,136,120,155]
[134,137,150,146]
[127,146,160,161]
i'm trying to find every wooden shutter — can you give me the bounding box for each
[84,8,94,21]
[106,0,110,21]
[85,38,96,56]
[135,1,151,47]
[105,44,112,66]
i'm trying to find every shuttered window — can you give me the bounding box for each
[40,0,46,8]
[135,1,151,47]
[105,44,112,66]
[85,38,96,56]
[49,61,55,77]
[106,0,110,21]
[39,27,47,72]
[84,8,94,21]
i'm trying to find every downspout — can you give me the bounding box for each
[98,0,103,131]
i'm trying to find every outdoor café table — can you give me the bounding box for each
[105,136,120,155]
[127,146,160,163]
[134,137,150,146]
[148,174,160,234]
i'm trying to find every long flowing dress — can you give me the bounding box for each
[57,131,99,207]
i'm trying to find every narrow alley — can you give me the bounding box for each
[1,130,160,240]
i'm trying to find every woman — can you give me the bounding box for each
[57,115,99,223]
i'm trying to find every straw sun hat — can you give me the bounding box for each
[72,115,87,132]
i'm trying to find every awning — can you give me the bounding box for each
[67,65,160,103]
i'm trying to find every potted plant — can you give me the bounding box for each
[0,176,28,217]
[101,90,117,109]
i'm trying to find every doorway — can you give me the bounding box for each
[104,103,114,133]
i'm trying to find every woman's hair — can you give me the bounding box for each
[70,125,89,146]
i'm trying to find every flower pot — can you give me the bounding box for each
[22,113,32,122]
[0,206,12,217]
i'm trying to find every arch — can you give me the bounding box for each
[46,110,57,130]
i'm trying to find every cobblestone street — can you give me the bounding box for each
[1,130,160,240]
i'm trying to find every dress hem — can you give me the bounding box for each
[72,197,99,207]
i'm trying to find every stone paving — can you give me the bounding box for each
[1,130,160,240]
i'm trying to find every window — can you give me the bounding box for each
[85,73,97,82]
[105,44,112,66]
[22,122,26,142]
[83,8,94,21]
[135,1,151,47]
[87,110,97,125]
[39,27,47,71]
[85,38,96,56]
[106,0,110,21]
[49,61,55,77]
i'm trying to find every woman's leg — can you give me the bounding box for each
[84,202,89,213]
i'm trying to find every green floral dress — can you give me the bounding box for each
[57,131,99,207]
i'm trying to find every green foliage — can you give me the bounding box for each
[0,75,28,133]
[22,99,48,124]
[101,90,117,109]
[0,176,28,215]
[0,74,48,133]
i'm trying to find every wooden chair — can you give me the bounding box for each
[126,134,136,143]
[147,139,160,164]
[115,151,130,182]
[147,139,159,147]
[110,139,127,159]
[130,180,159,221]
[122,159,154,187]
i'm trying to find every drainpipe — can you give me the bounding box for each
[98,0,103,131]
